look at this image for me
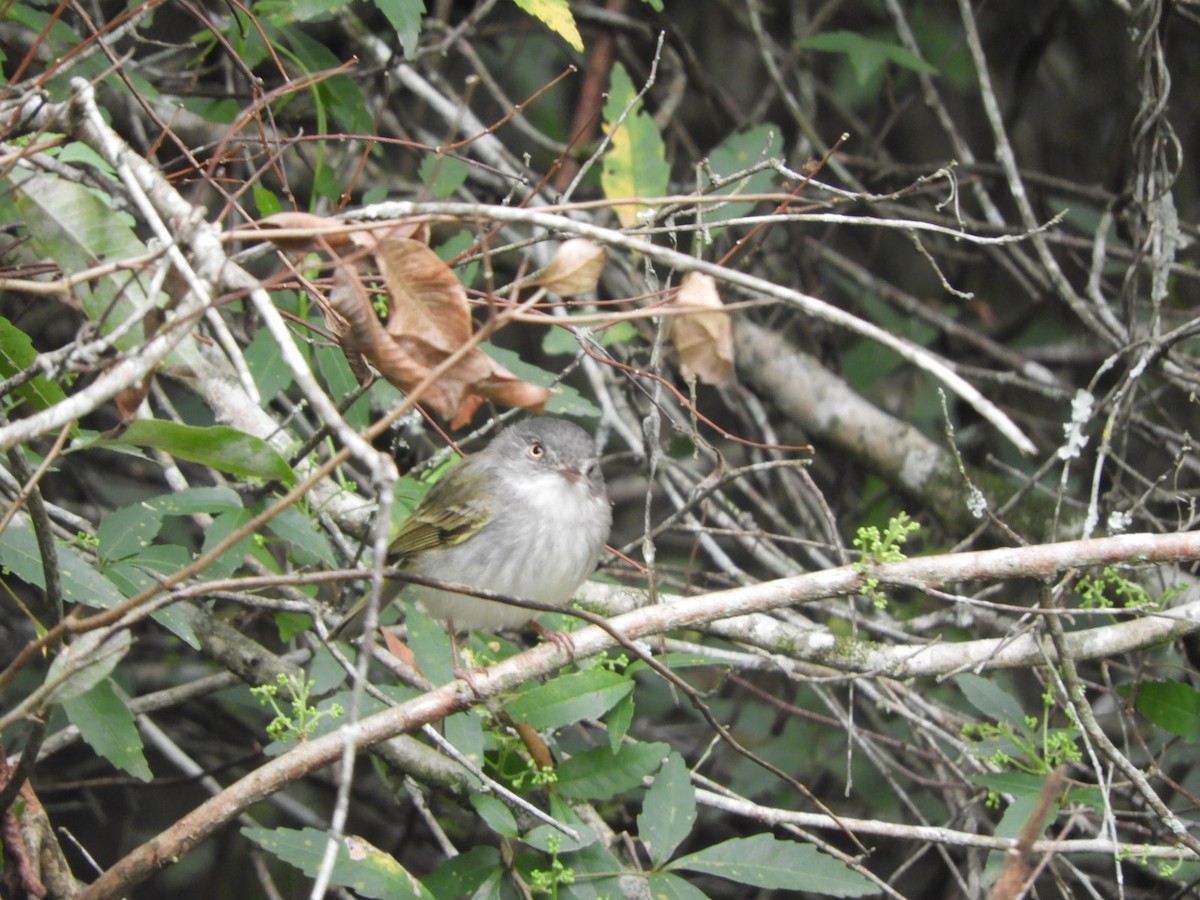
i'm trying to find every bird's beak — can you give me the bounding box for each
[559,464,583,483]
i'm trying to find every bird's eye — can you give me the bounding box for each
[528,440,545,459]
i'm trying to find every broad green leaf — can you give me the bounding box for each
[9,167,201,369]
[373,0,426,59]
[144,486,243,516]
[968,771,1052,798]
[243,826,433,899]
[470,794,519,838]
[671,834,875,896]
[643,873,709,899]
[799,31,937,87]
[601,62,670,229]
[0,523,126,610]
[505,668,633,731]
[557,741,669,801]
[444,708,486,770]
[607,690,634,752]
[422,846,502,899]
[0,316,68,411]
[511,0,583,52]
[702,124,782,229]
[244,325,297,399]
[200,508,256,580]
[419,153,469,200]
[46,628,132,703]
[103,542,198,647]
[99,420,296,485]
[435,229,480,289]
[1133,681,1200,742]
[542,321,641,356]
[558,836,625,897]
[638,753,696,866]
[982,792,1044,885]
[253,183,283,217]
[481,344,601,418]
[523,794,599,854]
[266,505,337,566]
[407,601,457,685]
[315,343,367,429]
[274,611,313,642]
[97,503,164,564]
[62,678,152,781]
[282,29,374,136]
[957,672,1026,728]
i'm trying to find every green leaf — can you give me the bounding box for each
[444,708,486,770]
[957,673,1026,727]
[505,668,634,731]
[266,505,337,566]
[419,153,469,200]
[62,678,152,781]
[643,873,709,900]
[702,124,782,228]
[967,771,1051,798]
[557,741,669,801]
[607,690,634,752]
[99,420,296,485]
[0,316,68,411]
[243,826,433,899]
[434,229,481,289]
[0,523,127,610]
[244,325,297,399]
[601,62,670,229]
[281,29,374,136]
[315,343,366,429]
[470,794,519,838]
[638,753,696,866]
[144,486,244,516]
[105,543,199,648]
[252,183,283,217]
[406,600,457,685]
[557,836,625,896]
[97,503,164,564]
[982,792,1044,885]
[671,834,875,896]
[510,0,583,52]
[200,508,256,580]
[523,795,600,853]
[372,0,426,59]
[46,627,132,703]
[1134,681,1200,742]
[799,30,937,87]
[480,343,601,418]
[423,846,502,899]
[9,167,200,369]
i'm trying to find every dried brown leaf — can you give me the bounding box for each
[533,238,607,297]
[666,271,734,384]
[325,238,551,426]
[258,212,353,253]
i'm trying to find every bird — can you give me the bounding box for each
[331,417,611,638]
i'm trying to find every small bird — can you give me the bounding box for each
[333,417,611,637]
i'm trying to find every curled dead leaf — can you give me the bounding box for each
[667,271,735,384]
[326,237,551,427]
[533,238,607,297]
[258,213,429,255]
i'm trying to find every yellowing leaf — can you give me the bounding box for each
[601,63,669,229]
[511,0,584,52]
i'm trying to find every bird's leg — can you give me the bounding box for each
[531,621,576,660]
[448,620,486,700]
